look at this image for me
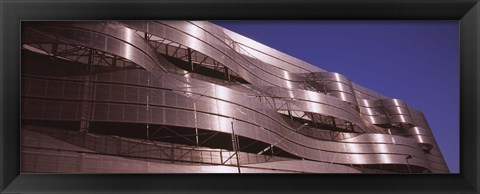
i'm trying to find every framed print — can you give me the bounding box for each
[1,0,479,193]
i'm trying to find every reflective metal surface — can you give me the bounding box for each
[21,21,449,173]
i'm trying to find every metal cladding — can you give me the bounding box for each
[21,21,449,173]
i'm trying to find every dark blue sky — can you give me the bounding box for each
[213,21,459,173]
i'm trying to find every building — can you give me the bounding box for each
[21,21,449,173]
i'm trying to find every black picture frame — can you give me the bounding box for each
[1,0,478,193]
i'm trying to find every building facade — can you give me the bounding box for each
[21,21,449,173]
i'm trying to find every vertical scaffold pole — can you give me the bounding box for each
[231,119,241,173]
[194,99,199,146]
[80,49,94,133]
[146,76,151,140]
